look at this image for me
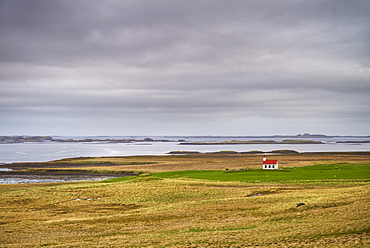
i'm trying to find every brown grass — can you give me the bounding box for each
[1,153,369,247]
[0,180,369,247]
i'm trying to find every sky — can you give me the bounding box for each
[1,0,369,136]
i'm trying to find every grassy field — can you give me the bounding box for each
[150,163,370,182]
[1,153,369,247]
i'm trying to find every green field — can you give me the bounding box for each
[105,163,370,183]
[154,163,370,182]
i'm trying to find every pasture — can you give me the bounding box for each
[0,153,369,247]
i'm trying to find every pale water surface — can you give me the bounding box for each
[1,136,369,164]
[0,174,119,184]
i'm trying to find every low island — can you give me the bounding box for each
[179,139,325,145]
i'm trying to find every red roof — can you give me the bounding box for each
[263,160,278,164]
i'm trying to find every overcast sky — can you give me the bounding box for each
[1,0,369,136]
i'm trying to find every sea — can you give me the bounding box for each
[1,136,370,164]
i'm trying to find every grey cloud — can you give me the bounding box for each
[1,0,369,135]
[2,0,368,65]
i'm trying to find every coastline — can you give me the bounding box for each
[0,161,139,184]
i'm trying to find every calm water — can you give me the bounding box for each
[0,174,120,184]
[1,136,369,164]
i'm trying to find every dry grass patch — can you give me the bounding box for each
[1,178,369,247]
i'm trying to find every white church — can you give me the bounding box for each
[262,156,278,169]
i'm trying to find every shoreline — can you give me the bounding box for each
[0,170,135,184]
[0,161,140,184]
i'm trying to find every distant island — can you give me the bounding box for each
[0,136,173,144]
[0,136,54,143]
[167,149,300,155]
[179,139,324,145]
[1,133,369,144]
[183,133,370,139]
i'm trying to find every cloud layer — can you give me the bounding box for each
[1,0,369,135]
